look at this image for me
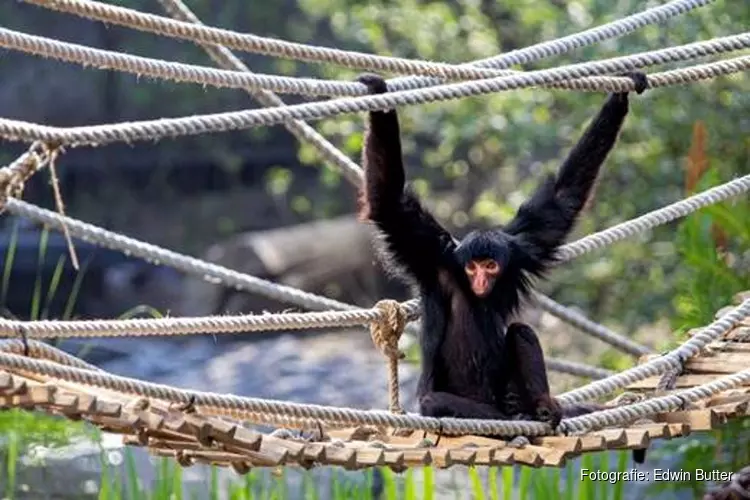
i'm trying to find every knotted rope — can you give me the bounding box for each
[370,300,407,414]
[0,142,46,209]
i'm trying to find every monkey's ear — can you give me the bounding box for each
[356,73,389,94]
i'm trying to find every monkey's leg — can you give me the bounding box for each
[419,391,508,419]
[505,323,563,428]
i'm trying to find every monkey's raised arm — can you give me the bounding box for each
[504,73,647,275]
[357,74,455,287]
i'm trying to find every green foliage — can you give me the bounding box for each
[649,165,750,498]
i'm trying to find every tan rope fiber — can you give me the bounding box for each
[369,300,407,414]
[1,55,748,147]
[0,142,47,208]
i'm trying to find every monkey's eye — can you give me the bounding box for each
[484,260,500,274]
[465,261,478,275]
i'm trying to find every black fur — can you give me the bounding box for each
[357,73,643,426]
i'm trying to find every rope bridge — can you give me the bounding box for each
[0,0,749,472]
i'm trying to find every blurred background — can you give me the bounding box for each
[0,0,749,498]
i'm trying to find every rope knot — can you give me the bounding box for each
[370,299,406,360]
[371,300,407,415]
[0,142,51,210]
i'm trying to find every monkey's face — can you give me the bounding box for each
[465,258,501,297]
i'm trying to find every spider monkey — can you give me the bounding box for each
[356,72,648,429]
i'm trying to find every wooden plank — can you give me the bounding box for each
[578,435,607,452]
[685,356,750,375]
[531,436,582,454]
[448,449,477,466]
[354,448,384,468]
[591,430,627,447]
[401,449,432,467]
[655,409,721,430]
[428,448,453,469]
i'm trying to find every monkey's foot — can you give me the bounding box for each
[621,71,648,94]
[356,73,389,94]
[507,436,530,448]
[269,426,328,442]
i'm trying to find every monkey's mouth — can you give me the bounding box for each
[472,286,491,298]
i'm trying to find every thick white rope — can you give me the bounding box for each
[0,309,385,339]
[0,336,747,436]
[545,358,614,380]
[388,0,719,90]
[1,55,749,146]
[2,196,357,314]
[562,368,750,434]
[556,174,750,261]
[3,25,748,98]
[6,172,748,343]
[559,299,750,404]
[0,350,552,436]
[155,0,365,189]
[22,0,716,87]
[532,291,652,356]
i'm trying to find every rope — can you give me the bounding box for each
[558,298,750,404]
[0,303,388,339]
[151,0,695,360]
[6,170,747,347]
[0,350,552,436]
[4,25,749,98]
[154,0,364,197]
[0,339,101,372]
[1,55,748,147]
[561,368,750,434]
[388,0,718,90]
[532,291,652,356]
[369,300,407,414]
[23,0,716,87]
[3,199,358,314]
[558,174,750,261]
[0,332,747,437]
[0,142,47,208]
[22,0,514,82]
[544,358,614,380]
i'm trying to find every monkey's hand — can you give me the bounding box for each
[356,73,389,94]
[533,395,563,429]
[621,71,648,94]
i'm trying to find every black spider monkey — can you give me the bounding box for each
[356,72,648,429]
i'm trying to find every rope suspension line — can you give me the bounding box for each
[0,300,747,437]
[1,55,749,147]
[555,174,750,261]
[22,0,716,87]
[559,299,750,404]
[156,0,365,188]
[532,292,652,357]
[3,25,748,98]
[389,0,718,90]
[544,358,614,380]
[4,172,748,349]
